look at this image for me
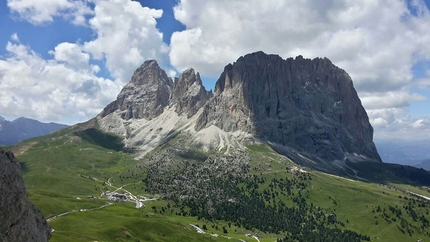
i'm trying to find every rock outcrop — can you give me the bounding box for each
[0,148,51,241]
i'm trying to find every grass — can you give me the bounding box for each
[13,128,258,241]
[245,144,430,241]
[10,130,430,242]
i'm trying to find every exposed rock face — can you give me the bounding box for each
[197,52,380,170]
[171,68,212,118]
[0,148,51,241]
[100,60,212,121]
[100,60,173,120]
[97,52,381,173]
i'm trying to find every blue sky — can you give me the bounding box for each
[1,0,430,141]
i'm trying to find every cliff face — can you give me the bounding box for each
[97,51,381,174]
[0,148,51,241]
[196,52,380,169]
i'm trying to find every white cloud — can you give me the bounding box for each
[372,116,430,140]
[10,33,19,42]
[170,0,430,140]
[368,107,430,140]
[6,0,171,81]
[49,42,91,69]
[411,119,426,129]
[83,0,169,85]
[2,0,173,124]
[7,0,93,25]
[0,36,120,124]
[361,91,427,110]
[170,0,428,92]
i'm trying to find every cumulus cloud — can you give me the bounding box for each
[367,107,430,141]
[0,35,120,123]
[7,0,93,25]
[49,42,91,69]
[2,1,172,123]
[170,0,430,140]
[83,0,169,85]
[170,0,429,89]
[360,91,427,110]
[372,116,430,140]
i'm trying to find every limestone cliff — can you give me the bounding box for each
[196,51,380,171]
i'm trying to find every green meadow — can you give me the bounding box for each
[8,127,430,241]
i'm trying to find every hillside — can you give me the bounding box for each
[12,125,430,241]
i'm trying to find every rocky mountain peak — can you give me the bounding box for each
[100,60,173,120]
[171,68,212,117]
[129,60,172,87]
[0,148,51,241]
[99,61,214,121]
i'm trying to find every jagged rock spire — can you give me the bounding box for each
[100,60,173,120]
[171,68,212,117]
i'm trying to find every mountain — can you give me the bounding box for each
[98,51,380,176]
[375,139,430,166]
[0,148,51,241]
[0,116,69,146]
[414,159,430,171]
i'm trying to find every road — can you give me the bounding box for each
[47,203,112,222]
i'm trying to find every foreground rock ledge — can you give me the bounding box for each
[0,148,51,242]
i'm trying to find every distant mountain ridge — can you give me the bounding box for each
[0,116,68,146]
[414,159,430,171]
[375,139,430,166]
[98,51,381,175]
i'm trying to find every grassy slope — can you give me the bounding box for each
[8,128,430,242]
[14,128,250,241]
[245,144,430,241]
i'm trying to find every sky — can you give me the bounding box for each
[0,0,430,141]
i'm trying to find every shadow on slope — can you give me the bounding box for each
[346,161,430,186]
[75,128,124,152]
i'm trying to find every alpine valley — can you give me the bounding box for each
[4,52,430,242]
